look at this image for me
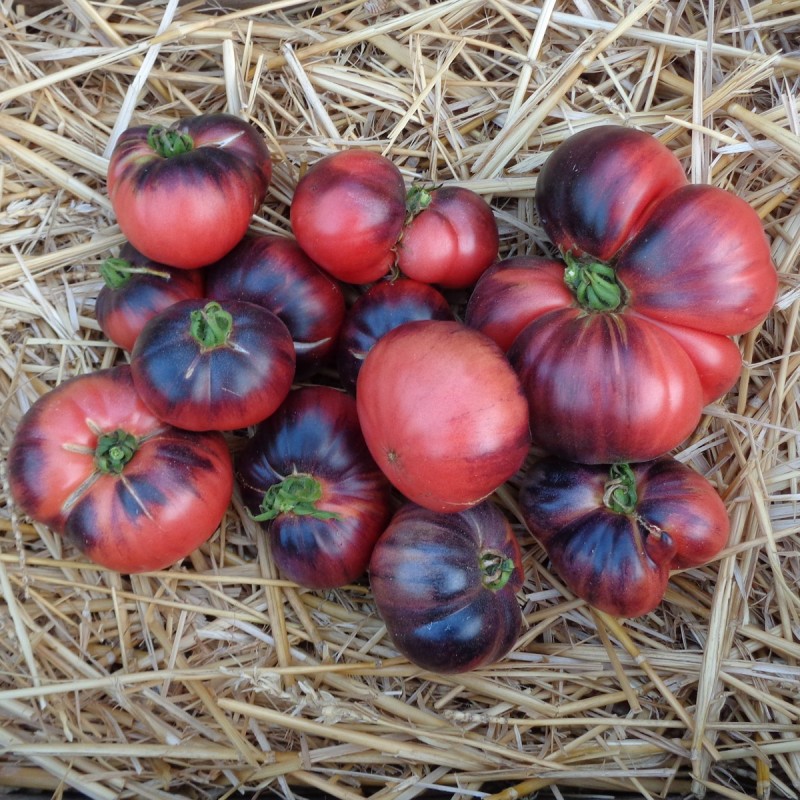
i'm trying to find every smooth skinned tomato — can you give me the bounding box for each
[205,233,346,378]
[518,455,730,617]
[95,242,205,351]
[107,113,271,269]
[290,149,407,284]
[131,299,295,431]
[236,386,392,589]
[369,500,524,673]
[356,320,531,512]
[7,366,233,573]
[336,277,454,394]
[396,185,499,288]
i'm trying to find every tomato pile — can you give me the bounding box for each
[8,115,778,673]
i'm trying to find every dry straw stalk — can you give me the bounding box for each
[1,0,799,798]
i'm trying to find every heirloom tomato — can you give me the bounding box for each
[107,113,271,268]
[290,149,406,284]
[7,366,233,573]
[518,455,730,617]
[95,242,205,351]
[131,299,295,431]
[336,277,454,393]
[356,320,530,512]
[369,500,524,673]
[205,234,346,378]
[236,386,392,589]
[504,125,777,464]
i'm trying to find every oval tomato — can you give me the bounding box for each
[290,149,407,284]
[7,366,233,573]
[236,386,392,589]
[95,242,205,351]
[356,320,530,512]
[107,113,271,269]
[131,299,295,431]
[518,455,729,617]
[336,277,454,393]
[369,500,524,673]
[396,185,499,288]
[205,234,345,378]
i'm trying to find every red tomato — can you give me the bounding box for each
[518,455,730,617]
[95,242,205,351]
[356,320,531,512]
[289,149,407,284]
[236,386,392,589]
[7,366,233,573]
[131,299,295,431]
[107,113,271,269]
[396,186,499,288]
[369,500,524,673]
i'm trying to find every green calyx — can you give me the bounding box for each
[563,252,625,312]
[147,125,194,158]
[405,184,434,217]
[190,301,234,350]
[250,473,340,522]
[95,429,139,474]
[99,257,170,289]
[603,463,638,515]
[480,551,517,592]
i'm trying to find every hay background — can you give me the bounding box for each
[1,1,799,798]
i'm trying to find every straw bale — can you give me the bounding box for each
[1,1,799,798]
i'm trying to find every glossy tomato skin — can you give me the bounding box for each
[356,320,531,512]
[396,186,499,288]
[7,366,233,573]
[518,456,729,617]
[131,299,295,431]
[369,500,524,673]
[336,277,454,393]
[290,150,407,284]
[205,234,346,378]
[107,113,271,269]
[95,242,205,351]
[236,386,392,589]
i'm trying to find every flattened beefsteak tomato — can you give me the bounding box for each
[236,386,392,589]
[518,455,730,617]
[369,500,524,673]
[7,366,233,573]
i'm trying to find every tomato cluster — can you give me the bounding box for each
[9,116,778,672]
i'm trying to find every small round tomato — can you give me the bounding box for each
[131,299,295,431]
[236,386,392,589]
[356,320,530,512]
[336,277,454,393]
[518,455,730,617]
[396,185,499,288]
[95,242,205,351]
[107,113,271,268]
[7,366,233,573]
[369,500,524,673]
[205,234,346,378]
[290,149,407,284]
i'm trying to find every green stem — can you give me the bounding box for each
[95,429,139,474]
[480,551,516,591]
[99,257,170,289]
[405,184,435,217]
[250,473,340,522]
[190,302,234,350]
[563,252,625,312]
[147,125,194,158]
[603,463,638,515]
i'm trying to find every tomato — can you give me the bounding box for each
[503,125,777,464]
[107,113,271,269]
[336,277,454,393]
[356,320,530,512]
[7,366,233,573]
[369,500,524,673]
[290,149,407,284]
[517,455,730,617]
[205,234,346,378]
[396,186,499,288]
[131,299,295,431]
[95,242,205,351]
[236,386,392,589]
